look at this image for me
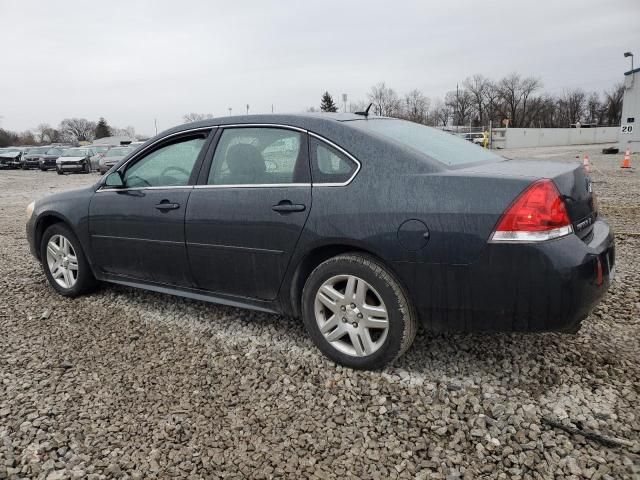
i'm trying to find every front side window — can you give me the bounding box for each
[310,138,358,184]
[124,136,206,188]
[208,128,308,185]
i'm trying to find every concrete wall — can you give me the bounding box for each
[491,127,619,149]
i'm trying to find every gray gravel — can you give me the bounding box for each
[0,147,639,479]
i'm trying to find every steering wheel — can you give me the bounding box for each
[126,175,151,187]
[160,166,190,178]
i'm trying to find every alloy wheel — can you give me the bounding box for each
[46,234,79,289]
[314,274,389,357]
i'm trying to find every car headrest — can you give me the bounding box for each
[225,144,265,183]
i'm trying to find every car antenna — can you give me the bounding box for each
[354,103,373,118]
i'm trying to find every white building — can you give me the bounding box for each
[620,66,639,152]
[92,136,134,146]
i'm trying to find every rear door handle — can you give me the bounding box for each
[272,201,306,213]
[155,201,180,211]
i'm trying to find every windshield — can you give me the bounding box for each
[106,147,131,157]
[62,149,88,157]
[94,146,109,152]
[350,119,502,167]
[28,147,50,154]
[45,148,62,155]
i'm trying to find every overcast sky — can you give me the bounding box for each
[1,0,639,136]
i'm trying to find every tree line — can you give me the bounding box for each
[317,73,625,129]
[0,117,138,148]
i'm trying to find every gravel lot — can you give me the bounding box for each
[1,145,639,479]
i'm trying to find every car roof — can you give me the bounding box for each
[165,112,373,135]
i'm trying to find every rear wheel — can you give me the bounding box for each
[40,224,97,297]
[302,253,416,370]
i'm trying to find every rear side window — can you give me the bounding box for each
[310,138,358,184]
[208,128,309,185]
[124,136,206,187]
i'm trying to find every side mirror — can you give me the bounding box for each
[104,171,124,188]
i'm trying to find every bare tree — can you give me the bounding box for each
[430,98,451,127]
[495,73,542,127]
[401,89,430,123]
[557,89,587,125]
[368,82,401,117]
[35,123,61,144]
[182,113,214,123]
[586,92,602,125]
[59,118,96,143]
[463,74,489,126]
[445,88,473,126]
[603,83,624,126]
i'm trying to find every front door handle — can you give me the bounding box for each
[155,200,180,211]
[272,201,306,213]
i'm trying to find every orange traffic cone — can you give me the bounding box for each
[621,148,632,169]
[583,153,590,172]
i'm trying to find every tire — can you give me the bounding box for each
[40,223,98,297]
[21,163,28,170]
[39,167,46,171]
[302,253,417,370]
[56,168,64,175]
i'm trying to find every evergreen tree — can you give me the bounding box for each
[320,92,339,112]
[95,117,112,139]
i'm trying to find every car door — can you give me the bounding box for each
[185,126,312,300]
[89,129,212,286]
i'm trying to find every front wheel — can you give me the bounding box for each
[56,168,64,175]
[40,224,98,297]
[302,253,417,370]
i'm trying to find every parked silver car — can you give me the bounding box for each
[98,146,133,174]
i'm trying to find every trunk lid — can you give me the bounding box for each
[458,159,597,240]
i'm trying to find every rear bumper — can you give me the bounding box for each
[396,219,615,332]
[40,159,57,169]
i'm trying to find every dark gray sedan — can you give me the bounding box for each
[26,113,614,369]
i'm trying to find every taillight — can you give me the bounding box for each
[490,179,573,242]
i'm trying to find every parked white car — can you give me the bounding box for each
[56,147,96,174]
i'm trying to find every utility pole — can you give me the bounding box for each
[342,93,348,113]
[271,104,274,113]
[246,104,250,115]
[228,108,232,116]
[154,118,158,135]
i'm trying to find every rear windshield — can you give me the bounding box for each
[62,149,88,157]
[350,118,502,166]
[106,147,131,157]
[28,147,50,154]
